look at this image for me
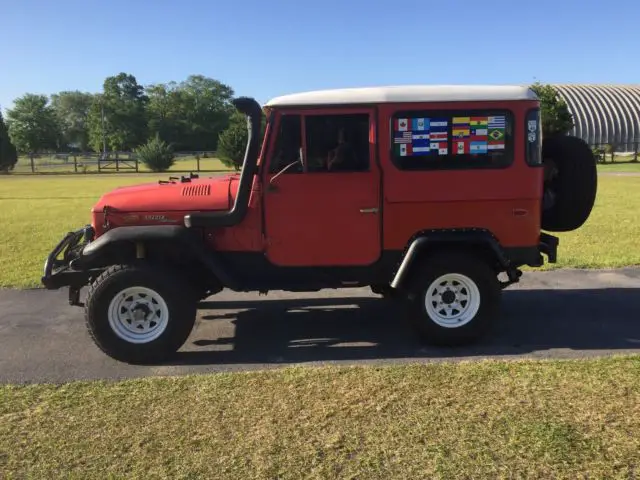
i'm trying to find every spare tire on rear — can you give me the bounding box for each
[541,135,598,232]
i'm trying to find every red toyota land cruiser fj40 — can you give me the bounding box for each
[42,85,597,363]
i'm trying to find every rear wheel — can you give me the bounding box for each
[84,264,197,364]
[542,135,598,232]
[408,252,500,346]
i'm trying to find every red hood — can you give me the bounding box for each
[93,174,237,213]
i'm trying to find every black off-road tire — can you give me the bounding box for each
[542,135,598,232]
[408,252,500,346]
[84,264,197,364]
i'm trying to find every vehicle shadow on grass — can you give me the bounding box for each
[169,288,640,366]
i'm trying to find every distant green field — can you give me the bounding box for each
[0,174,638,288]
[13,154,234,174]
[597,161,640,172]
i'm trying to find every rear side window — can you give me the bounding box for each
[525,108,542,166]
[390,110,514,170]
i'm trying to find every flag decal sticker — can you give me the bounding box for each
[452,114,507,155]
[489,129,505,141]
[393,113,506,157]
[392,116,448,156]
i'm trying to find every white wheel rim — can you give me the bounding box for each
[424,273,481,328]
[107,286,169,344]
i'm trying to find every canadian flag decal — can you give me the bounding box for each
[395,118,409,131]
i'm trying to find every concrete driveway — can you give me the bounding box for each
[1,267,639,384]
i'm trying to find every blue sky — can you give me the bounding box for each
[1,0,639,110]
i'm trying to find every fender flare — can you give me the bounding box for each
[389,229,510,290]
[78,225,239,290]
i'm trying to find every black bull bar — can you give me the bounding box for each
[41,225,95,292]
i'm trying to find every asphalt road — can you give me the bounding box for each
[1,267,640,384]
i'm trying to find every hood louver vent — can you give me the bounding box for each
[181,185,211,196]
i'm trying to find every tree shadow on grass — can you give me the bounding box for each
[167,288,640,366]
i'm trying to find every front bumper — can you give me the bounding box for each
[41,225,96,290]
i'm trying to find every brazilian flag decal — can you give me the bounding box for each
[488,128,505,141]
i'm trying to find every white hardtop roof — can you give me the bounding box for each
[265,85,538,107]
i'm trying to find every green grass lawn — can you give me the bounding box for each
[0,174,638,288]
[597,161,640,172]
[538,175,640,270]
[2,356,640,478]
[0,174,172,288]
[1,175,639,478]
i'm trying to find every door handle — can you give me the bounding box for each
[359,207,379,214]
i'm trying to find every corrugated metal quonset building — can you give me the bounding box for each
[551,84,640,150]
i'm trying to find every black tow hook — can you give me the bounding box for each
[499,268,523,289]
[69,287,83,307]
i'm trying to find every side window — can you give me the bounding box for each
[305,113,370,172]
[269,114,302,173]
[391,111,514,170]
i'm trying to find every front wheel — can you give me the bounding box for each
[409,252,500,346]
[84,264,197,364]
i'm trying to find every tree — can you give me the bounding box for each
[87,73,148,153]
[0,109,18,173]
[177,75,235,151]
[50,91,94,151]
[135,133,175,172]
[217,110,267,170]
[146,75,235,152]
[530,82,574,137]
[146,81,186,149]
[217,111,247,171]
[6,94,61,154]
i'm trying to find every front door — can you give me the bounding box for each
[263,109,381,266]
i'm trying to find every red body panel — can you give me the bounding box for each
[90,98,542,264]
[377,100,542,249]
[205,177,264,252]
[259,106,381,266]
[262,171,380,265]
[93,175,234,212]
[91,176,234,235]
